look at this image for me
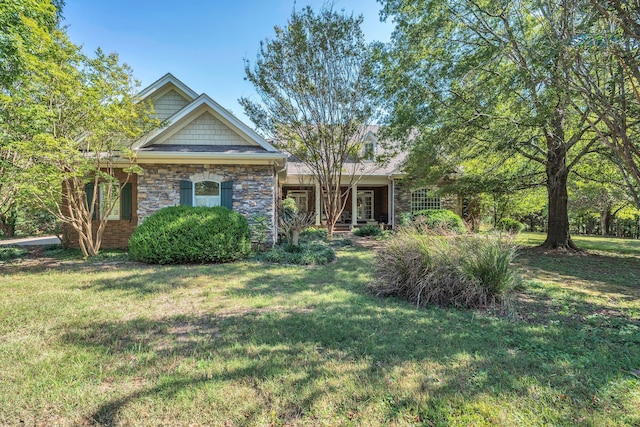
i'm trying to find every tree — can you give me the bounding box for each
[0,0,61,236]
[570,0,640,209]
[378,0,599,249]
[3,3,157,256]
[241,5,378,238]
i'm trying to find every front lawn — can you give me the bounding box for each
[0,241,638,425]
[518,231,640,256]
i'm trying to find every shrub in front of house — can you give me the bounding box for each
[257,240,335,265]
[369,226,519,308]
[0,247,29,261]
[353,224,383,237]
[406,209,466,234]
[496,218,525,234]
[299,227,328,242]
[129,206,251,264]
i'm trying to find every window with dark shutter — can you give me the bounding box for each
[85,182,97,220]
[221,181,233,210]
[121,183,133,220]
[180,180,193,206]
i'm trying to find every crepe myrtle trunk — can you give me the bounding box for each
[542,139,578,250]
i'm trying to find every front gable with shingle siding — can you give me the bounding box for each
[152,89,191,120]
[153,110,254,147]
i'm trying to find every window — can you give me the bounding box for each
[287,190,308,212]
[362,142,375,161]
[411,188,441,212]
[99,184,120,220]
[360,133,377,161]
[194,181,220,207]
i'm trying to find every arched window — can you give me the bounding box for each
[411,188,441,212]
[194,181,220,207]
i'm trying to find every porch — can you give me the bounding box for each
[282,182,393,229]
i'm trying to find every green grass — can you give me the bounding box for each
[0,243,639,425]
[518,231,640,256]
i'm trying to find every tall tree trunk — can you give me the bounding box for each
[600,209,612,236]
[542,131,578,250]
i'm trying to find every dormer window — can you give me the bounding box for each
[360,132,377,162]
[362,141,375,161]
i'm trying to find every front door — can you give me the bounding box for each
[357,190,374,221]
[287,190,308,212]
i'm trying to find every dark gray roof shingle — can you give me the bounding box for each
[138,144,269,154]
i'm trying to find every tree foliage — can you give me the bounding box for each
[0,0,157,255]
[570,0,640,209]
[241,5,379,237]
[0,0,61,236]
[377,0,603,249]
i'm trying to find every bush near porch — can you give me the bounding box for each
[402,209,466,234]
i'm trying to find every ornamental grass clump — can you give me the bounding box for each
[258,240,335,265]
[370,226,519,308]
[129,206,251,264]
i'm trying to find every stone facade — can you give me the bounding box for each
[137,163,278,242]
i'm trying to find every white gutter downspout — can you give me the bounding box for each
[389,175,395,229]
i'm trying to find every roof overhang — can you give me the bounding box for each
[135,150,287,167]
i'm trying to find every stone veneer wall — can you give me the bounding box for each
[393,179,460,227]
[137,163,278,243]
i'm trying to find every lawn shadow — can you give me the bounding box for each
[517,248,640,298]
[58,246,639,424]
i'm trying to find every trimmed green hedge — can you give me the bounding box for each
[129,206,251,264]
[496,218,525,233]
[407,209,465,234]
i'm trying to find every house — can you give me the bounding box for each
[78,73,287,249]
[82,74,463,249]
[280,126,463,229]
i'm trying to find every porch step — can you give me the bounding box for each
[333,224,352,231]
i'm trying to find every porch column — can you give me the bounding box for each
[315,181,321,226]
[351,184,358,227]
[387,182,393,225]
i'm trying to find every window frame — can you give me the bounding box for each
[193,180,221,208]
[99,183,120,221]
[286,190,309,212]
[411,188,441,213]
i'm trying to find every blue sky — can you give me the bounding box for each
[63,0,393,125]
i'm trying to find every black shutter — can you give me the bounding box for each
[121,183,133,220]
[221,181,233,209]
[180,180,193,206]
[85,182,97,220]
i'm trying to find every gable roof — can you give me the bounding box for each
[132,75,286,167]
[283,125,407,179]
[137,73,199,102]
[134,94,281,153]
